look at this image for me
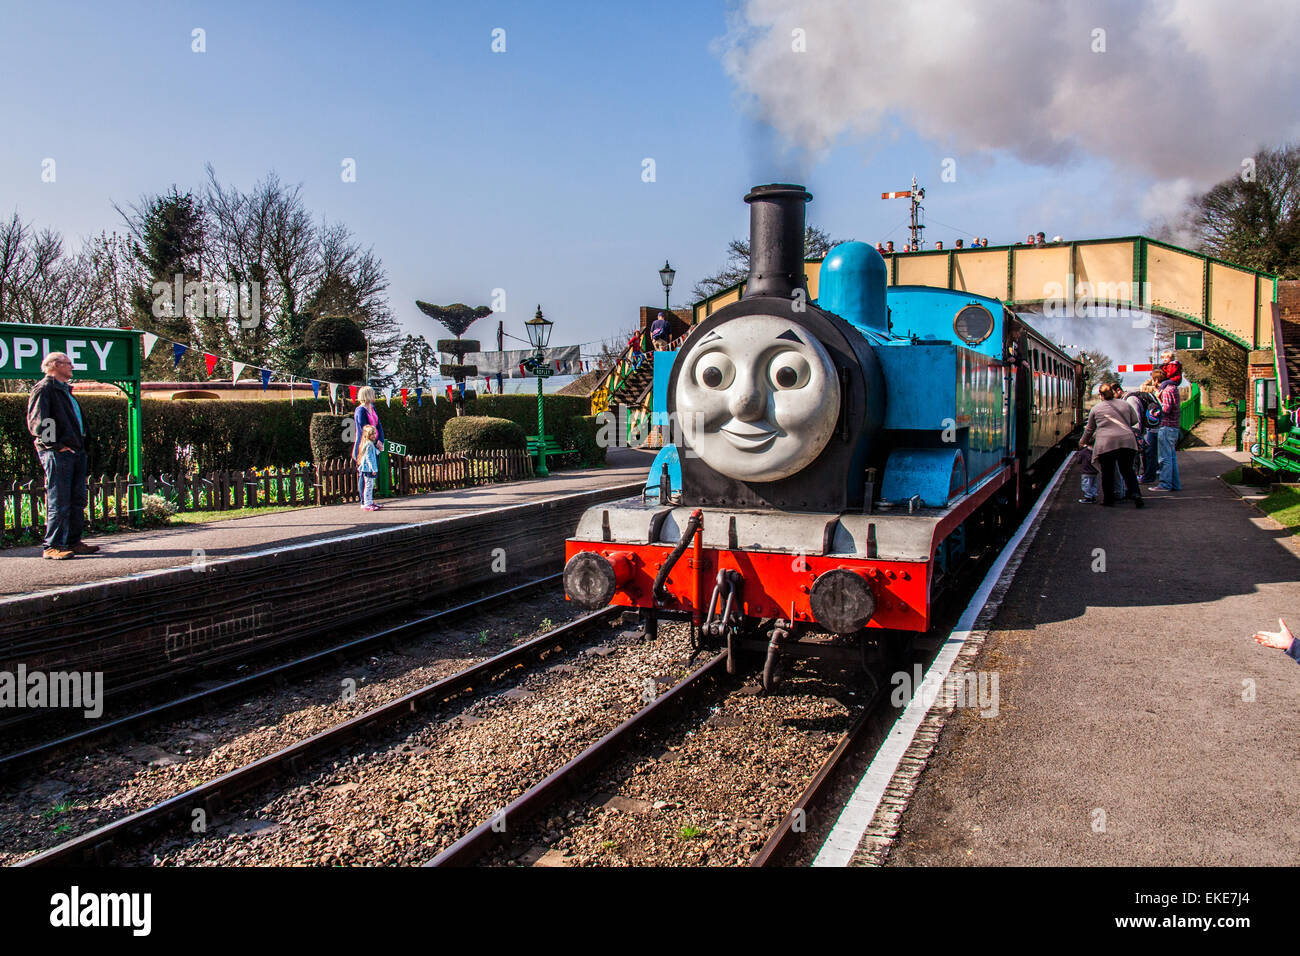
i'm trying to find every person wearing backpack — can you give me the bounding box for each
[1126,381,1159,485]
[1134,380,1161,482]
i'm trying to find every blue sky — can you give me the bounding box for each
[0,0,1239,365]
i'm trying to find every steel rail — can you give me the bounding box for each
[19,604,620,867]
[426,650,729,867]
[0,573,563,778]
[749,702,880,867]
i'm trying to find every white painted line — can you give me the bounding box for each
[0,478,643,608]
[812,454,1074,867]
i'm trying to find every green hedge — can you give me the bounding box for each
[442,416,526,454]
[465,394,592,435]
[0,393,456,481]
[555,415,605,466]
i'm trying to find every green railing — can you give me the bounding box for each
[1179,383,1201,432]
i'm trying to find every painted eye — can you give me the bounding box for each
[695,352,734,390]
[768,351,810,390]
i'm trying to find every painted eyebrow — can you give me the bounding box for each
[698,331,722,345]
[776,328,804,344]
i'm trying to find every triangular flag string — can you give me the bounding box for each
[232,361,246,383]
[142,332,158,360]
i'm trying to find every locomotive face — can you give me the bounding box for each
[675,314,841,483]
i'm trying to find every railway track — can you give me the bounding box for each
[0,573,562,779]
[427,650,730,866]
[19,605,621,867]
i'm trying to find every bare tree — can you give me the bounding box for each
[305,221,400,383]
[691,225,850,300]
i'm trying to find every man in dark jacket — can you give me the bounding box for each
[650,312,671,350]
[26,352,99,559]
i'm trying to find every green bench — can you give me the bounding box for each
[526,434,576,462]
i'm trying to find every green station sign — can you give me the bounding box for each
[0,322,144,518]
[1174,331,1204,351]
[385,441,407,456]
[0,323,141,382]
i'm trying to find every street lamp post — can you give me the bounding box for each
[525,305,555,477]
[659,260,675,315]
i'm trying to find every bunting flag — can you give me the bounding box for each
[445,384,454,401]
[204,353,219,376]
[385,386,394,406]
[142,332,158,360]
[458,381,465,400]
[328,382,338,402]
[345,385,355,403]
[415,387,423,407]
[400,388,409,406]
[231,361,247,383]
[311,379,322,399]
[496,372,503,394]
[261,369,272,390]
[172,343,187,368]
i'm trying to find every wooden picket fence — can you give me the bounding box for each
[315,448,534,504]
[3,449,537,541]
[3,473,135,541]
[143,466,315,512]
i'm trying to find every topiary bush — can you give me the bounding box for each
[442,416,526,455]
[310,412,349,463]
[436,339,480,354]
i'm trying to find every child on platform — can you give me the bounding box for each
[357,424,380,512]
[1078,445,1099,503]
[1159,350,1183,389]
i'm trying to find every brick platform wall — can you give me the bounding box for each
[0,483,640,712]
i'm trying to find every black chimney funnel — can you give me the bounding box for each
[743,183,812,299]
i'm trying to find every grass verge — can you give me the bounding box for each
[168,504,308,525]
[1258,485,1300,531]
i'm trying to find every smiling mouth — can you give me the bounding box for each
[719,418,778,451]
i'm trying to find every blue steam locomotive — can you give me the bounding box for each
[565,184,1081,687]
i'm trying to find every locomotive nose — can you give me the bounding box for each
[564,551,634,608]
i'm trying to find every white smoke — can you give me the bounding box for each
[717,0,1300,200]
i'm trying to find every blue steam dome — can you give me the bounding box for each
[819,241,889,338]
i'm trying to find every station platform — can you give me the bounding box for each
[862,445,1300,866]
[0,449,651,708]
